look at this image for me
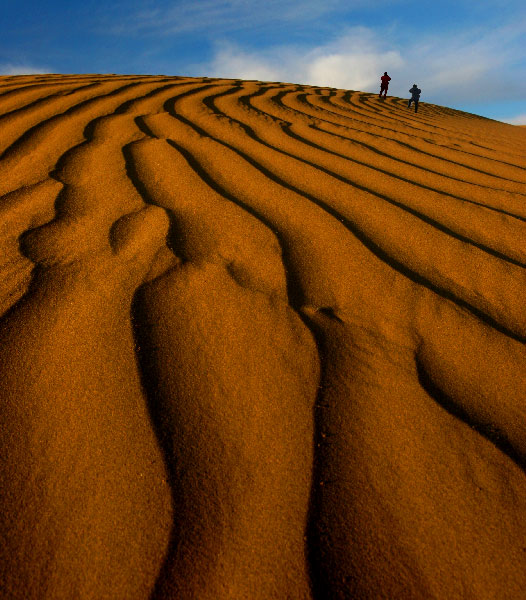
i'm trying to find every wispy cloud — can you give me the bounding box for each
[204,20,526,105]
[106,0,386,36]
[0,64,52,75]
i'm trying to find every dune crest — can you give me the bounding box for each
[0,74,525,599]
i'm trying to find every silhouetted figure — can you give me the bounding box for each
[379,72,391,98]
[408,84,421,112]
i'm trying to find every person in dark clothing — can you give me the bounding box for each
[408,84,421,112]
[379,72,391,98]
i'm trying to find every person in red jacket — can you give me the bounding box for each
[379,72,391,98]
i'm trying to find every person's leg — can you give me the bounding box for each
[415,98,419,112]
[408,98,412,108]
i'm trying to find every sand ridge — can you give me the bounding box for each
[0,73,525,599]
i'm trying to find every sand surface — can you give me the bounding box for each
[0,74,525,599]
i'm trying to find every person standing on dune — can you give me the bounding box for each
[379,72,391,98]
[408,84,421,112]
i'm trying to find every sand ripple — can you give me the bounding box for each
[0,74,525,599]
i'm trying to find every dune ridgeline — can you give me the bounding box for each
[0,74,525,599]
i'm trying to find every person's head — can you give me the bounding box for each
[412,84,417,87]
[384,72,388,75]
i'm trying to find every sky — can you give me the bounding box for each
[1,0,525,124]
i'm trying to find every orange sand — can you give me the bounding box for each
[0,74,525,599]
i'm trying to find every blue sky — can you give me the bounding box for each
[1,0,525,123]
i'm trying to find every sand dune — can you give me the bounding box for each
[0,74,525,599]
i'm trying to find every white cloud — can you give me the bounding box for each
[204,21,526,105]
[0,64,52,75]
[208,27,405,90]
[208,46,281,82]
[500,113,526,125]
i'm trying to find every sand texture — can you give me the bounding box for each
[0,73,525,599]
